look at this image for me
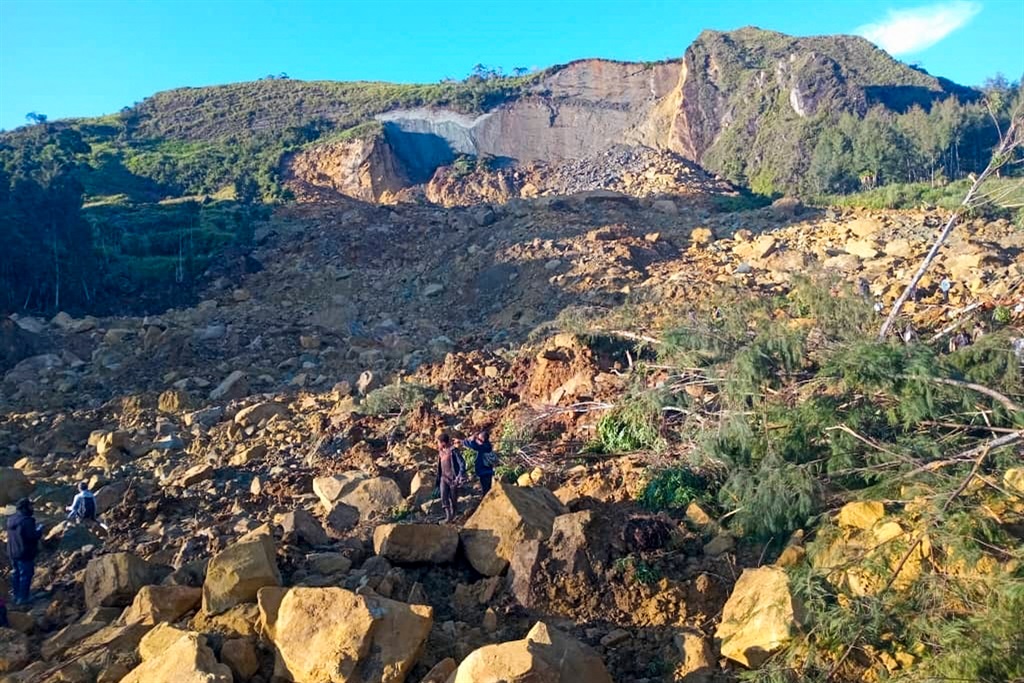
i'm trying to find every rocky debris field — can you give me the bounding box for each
[1,191,1022,683]
[422,145,740,207]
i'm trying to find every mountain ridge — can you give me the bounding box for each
[1,26,984,202]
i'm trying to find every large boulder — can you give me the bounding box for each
[0,467,32,505]
[40,622,108,660]
[46,623,150,668]
[95,430,132,458]
[121,585,202,625]
[450,621,612,683]
[202,532,281,615]
[258,586,432,683]
[94,479,129,514]
[715,566,800,668]
[0,318,42,374]
[372,523,458,564]
[84,553,154,609]
[210,370,248,401]
[460,482,568,576]
[547,510,612,578]
[312,472,403,521]
[234,401,289,428]
[277,508,330,547]
[158,388,192,414]
[0,628,31,673]
[121,624,232,683]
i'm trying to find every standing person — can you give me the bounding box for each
[436,433,465,523]
[67,482,97,523]
[463,429,496,495]
[939,278,952,303]
[6,499,42,607]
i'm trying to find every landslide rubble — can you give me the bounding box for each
[1,192,1022,683]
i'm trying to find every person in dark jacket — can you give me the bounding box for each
[7,498,42,606]
[463,429,496,494]
[436,433,466,523]
[67,482,97,522]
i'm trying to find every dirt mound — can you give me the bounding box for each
[425,144,739,207]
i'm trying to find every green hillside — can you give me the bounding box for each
[681,28,1004,195]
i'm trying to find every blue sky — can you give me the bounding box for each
[0,0,1021,131]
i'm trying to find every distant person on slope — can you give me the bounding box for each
[463,429,496,495]
[67,482,97,524]
[6,499,43,607]
[436,432,466,523]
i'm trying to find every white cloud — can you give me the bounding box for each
[856,1,982,56]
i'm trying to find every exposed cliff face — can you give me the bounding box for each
[378,60,679,168]
[284,29,973,204]
[283,133,409,202]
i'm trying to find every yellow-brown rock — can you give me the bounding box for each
[715,566,799,668]
[258,585,432,683]
[837,501,885,530]
[121,624,232,683]
[460,481,567,576]
[202,533,280,615]
[450,621,612,683]
[121,585,202,625]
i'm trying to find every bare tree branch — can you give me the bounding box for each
[901,374,1024,413]
[879,103,1024,340]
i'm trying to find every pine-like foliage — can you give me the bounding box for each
[645,281,1024,682]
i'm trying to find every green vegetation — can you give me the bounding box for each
[692,28,1021,196]
[459,447,477,476]
[0,69,546,203]
[450,153,499,179]
[85,198,263,311]
[0,125,92,312]
[816,176,1024,213]
[387,503,415,522]
[592,394,665,453]
[360,382,436,416]
[614,555,662,585]
[744,483,1024,682]
[594,274,1023,679]
[494,462,527,484]
[636,466,707,511]
[497,417,536,458]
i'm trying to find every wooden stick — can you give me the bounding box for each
[927,302,983,342]
[899,429,1023,480]
[904,375,1023,413]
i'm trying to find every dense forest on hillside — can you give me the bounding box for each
[767,76,1020,196]
[0,124,267,314]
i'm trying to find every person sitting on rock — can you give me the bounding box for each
[67,482,97,524]
[6,498,42,607]
[436,432,466,523]
[463,428,496,495]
